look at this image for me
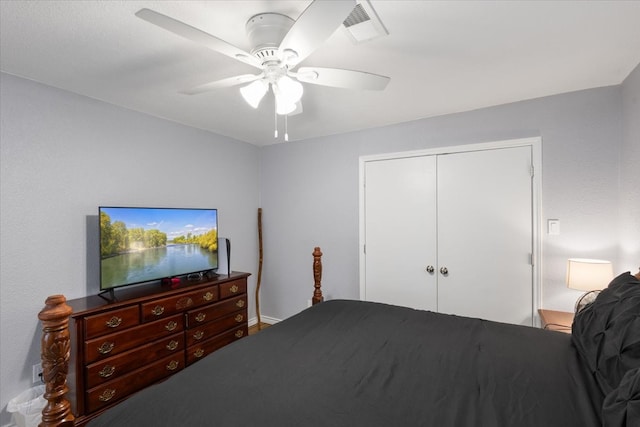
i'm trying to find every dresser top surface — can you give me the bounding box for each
[67,272,250,316]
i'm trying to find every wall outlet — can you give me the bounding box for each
[307,299,312,308]
[32,362,43,384]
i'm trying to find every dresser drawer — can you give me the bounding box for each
[186,309,247,347]
[140,285,218,322]
[220,278,247,299]
[186,325,248,365]
[186,295,247,328]
[84,314,184,364]
[85,353,185,413]
[83,306,139,340]
[85,332,184,388]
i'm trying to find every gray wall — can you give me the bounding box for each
[1,64,639,424]
[620,63,640,269]
[0,73,260,425]
[260,83,637,322]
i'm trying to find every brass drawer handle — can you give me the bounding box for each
[105,316,122,328]
[195,312,206,323]
[97,342,114,355]
[166,360,179,371]
[165,320,178,332]
[203,291,214,301]
[98,365,115,378]
[235,330,244,338]
[151,305,165,316]
[98,388,116,402]
[176,297,193,310]
[236,300,245,308]
[194,348,204,358]
[234,314,244,323]
[229,284,239,293]
[193,331,204,340]
[166,340,179,351]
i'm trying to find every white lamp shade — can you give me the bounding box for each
[273,78,302,115]
[566,258,614,291]
[275,99,296,115]
[240,80,268,109]
[277,76,303,103]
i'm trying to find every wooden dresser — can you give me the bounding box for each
[65,272,250,426]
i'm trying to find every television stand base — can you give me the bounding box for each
[97,288,116,303]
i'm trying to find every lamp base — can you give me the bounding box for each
[575,290,601,314]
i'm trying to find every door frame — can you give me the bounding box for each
[358,137,543,322]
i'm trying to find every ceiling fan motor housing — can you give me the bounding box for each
[246,13,294,64]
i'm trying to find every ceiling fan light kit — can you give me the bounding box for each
[239,79,269,109]
[273,76,303,111]
[135,0,390,141]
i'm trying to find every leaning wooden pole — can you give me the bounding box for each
[256,208,264,330]
[38,295,75,427]
[312,247,324,305]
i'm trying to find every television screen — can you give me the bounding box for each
[99,207,218,291]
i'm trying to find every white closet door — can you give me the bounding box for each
[364,156,437,311]
[436,146,533,325]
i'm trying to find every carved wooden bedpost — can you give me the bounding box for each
[312,247,324,305]
[38,295,75,427]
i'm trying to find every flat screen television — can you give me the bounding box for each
[99,206,218,293]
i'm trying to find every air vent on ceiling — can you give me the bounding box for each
[343,3,370,28]
[342,0,388,44]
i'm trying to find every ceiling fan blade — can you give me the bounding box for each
[181,74,263,95]
[135,8,262,69]
[295,67,390,90]
[279,0,356,67]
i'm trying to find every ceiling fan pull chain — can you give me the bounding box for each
[285,115,289,142]
[274,97,278,138]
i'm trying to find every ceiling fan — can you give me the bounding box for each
[135,1,390,129]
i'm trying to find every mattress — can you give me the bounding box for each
[87,299,603,426]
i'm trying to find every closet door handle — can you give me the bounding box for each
[426,265,435,274]
[440,267,448,275]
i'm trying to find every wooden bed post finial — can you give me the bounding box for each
[312,247,324,305]
[38,295,75,427]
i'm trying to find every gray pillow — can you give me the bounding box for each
[571,272,640,394]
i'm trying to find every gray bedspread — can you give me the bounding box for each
[87,299,603,426]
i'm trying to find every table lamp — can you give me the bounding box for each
[566,258,613,313]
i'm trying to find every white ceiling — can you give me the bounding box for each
[2,1,640,146]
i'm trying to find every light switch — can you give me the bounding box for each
[548,219,560,235]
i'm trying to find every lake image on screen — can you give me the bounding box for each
[100,207,218,289]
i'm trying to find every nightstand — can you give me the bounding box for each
[538,309,574,334]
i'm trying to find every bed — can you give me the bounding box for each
[38,250,640,426]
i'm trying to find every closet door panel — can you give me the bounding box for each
[436,146,533,325]
[364,156,437,311]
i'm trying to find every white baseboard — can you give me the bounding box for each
[248,315,281,326]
